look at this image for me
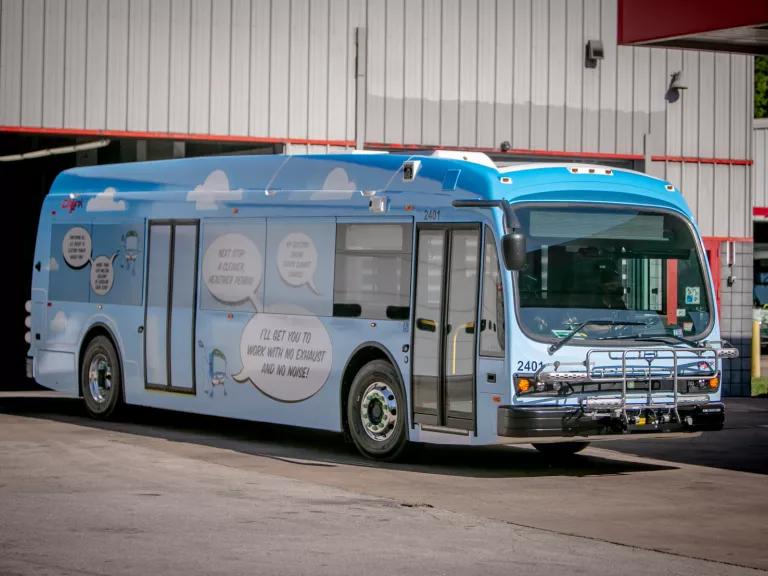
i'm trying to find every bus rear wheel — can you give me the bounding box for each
[347,360,407,461]
[532,442,589,457]
[81,336,123,419]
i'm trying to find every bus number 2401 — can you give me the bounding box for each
[516,360,542,372]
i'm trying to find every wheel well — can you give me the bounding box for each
[78,325,123,400]
[340,345,395,438]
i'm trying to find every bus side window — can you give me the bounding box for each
[480,227,505,357]
[333,223,413,320]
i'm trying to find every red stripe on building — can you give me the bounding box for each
[0,125,753,166]
[651,155,752,166]
[0,125,355,148]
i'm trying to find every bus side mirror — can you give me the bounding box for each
[502,232,526,271]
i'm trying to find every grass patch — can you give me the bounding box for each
[752,377,768,397]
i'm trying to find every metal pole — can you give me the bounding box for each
[752,317,761,378]
[354,27,367,151]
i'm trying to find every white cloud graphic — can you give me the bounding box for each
[87,187,126,212]
[48,257,59,272]
[50,311,68,334]
[310,168,356,200]
[187,170,243,210]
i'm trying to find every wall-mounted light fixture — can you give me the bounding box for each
[665,71,688,103]
[585,40,604,68]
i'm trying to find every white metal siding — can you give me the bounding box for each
[0,0,754,237]
[754,119,768,210]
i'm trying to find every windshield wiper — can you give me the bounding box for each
[595,332,699,348]
[548,320,646,355]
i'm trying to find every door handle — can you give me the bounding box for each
[416,318,436,332]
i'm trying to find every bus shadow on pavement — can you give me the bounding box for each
[0,395,676,479]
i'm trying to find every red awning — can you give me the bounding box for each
[618,0,768,54]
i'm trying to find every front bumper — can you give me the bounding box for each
[498,402,725,438]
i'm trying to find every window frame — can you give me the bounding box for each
[479,226,506,358]
[333,221,414,320]
[511,202,715,347]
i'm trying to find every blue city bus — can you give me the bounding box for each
[25,151,738,460]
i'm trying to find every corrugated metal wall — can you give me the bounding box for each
[0,0,754,236]
[754,119,768,209]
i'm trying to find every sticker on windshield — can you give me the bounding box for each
[684,286,700,305]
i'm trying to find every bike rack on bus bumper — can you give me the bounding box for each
[497,343,738,438]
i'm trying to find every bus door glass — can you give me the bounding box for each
[413,224,480,431]
[144,220,199,392]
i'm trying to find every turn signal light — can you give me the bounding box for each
[708,377,719,390]
[516,378,532,394]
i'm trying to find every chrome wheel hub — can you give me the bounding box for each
[88,354,113,405]
[360,381,398,441]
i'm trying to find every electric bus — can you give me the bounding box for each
[25,151,737,460]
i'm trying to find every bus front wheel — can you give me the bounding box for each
[532,442,589,457]
[347,360,408,461]
[81,336,123,420]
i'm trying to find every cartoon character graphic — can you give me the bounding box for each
[120,230,140,275]
[205,348,229,398]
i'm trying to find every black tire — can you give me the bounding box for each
[347,360,408,461]
[80,335,123,419]
[532,442,589,457]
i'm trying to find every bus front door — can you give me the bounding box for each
[144,220,199,393]
[412,225,480,432]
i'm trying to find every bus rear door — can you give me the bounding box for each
[144,220,200,393]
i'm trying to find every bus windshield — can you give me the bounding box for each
[515,205,712,343]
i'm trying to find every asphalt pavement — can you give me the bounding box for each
[0,392,766,575]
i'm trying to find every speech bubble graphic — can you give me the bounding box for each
[90,254,117,295]
[62,227,92,269]
[202,233,263,307]
[232,314,332,402]
[277,232,320,294]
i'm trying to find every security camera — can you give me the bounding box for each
[665,71,688,103]
[585,40,604,68]
[500,141,511,153]
[402,160,421,182]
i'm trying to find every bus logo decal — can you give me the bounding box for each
[61,198,83,213]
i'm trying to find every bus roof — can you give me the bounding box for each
[48,152,693,218]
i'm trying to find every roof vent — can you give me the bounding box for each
[427,150,497,169]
